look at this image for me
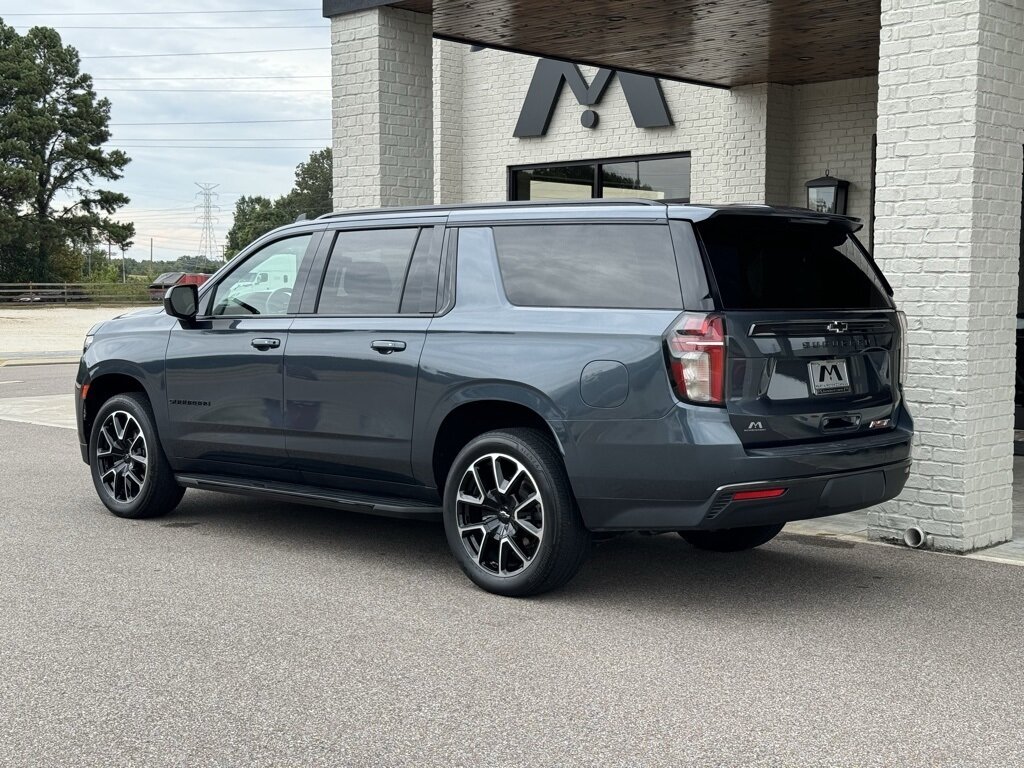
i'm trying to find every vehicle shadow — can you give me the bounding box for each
[167,490,923,616]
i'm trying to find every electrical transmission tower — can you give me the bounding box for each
[194,182,221,261]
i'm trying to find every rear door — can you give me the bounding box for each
[695,214,902,446]
[283,222,444,494]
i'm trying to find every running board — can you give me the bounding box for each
[175,473,442,521]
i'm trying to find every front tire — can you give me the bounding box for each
[678,523,785,552]
[89,392,185,519]
[443,428,591,597]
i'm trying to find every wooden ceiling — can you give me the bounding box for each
[392,0,881,88]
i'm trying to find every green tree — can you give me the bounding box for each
[224,148,332,258]
[0,21,134,282]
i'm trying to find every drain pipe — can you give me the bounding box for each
[902,525,930,549]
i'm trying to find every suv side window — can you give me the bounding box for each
[317,228,420,315]
[492,223,683,309]
[209,233,314,316]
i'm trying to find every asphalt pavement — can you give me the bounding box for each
[1,364,1023,767]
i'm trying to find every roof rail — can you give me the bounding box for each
[315,198,667,221]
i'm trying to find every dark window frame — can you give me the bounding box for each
[507,151,692,202]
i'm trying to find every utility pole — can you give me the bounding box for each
[150,238,154,265]
[194,182,221,262]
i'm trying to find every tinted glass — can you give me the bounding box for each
[697,217,890,310]
[493,224,682,309]
[399,228,441,314]
[602,156,691,201]
[511,165,595,201]
[210,234,312,316]
[317,228,419,315]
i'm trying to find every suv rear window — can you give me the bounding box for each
[492,224,682,309]
[697,217,890,310]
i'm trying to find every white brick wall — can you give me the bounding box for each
[788,78,878,246]
[433,38,463,204]
[871,0,1024,551]
[331,7,432,210]
[453,45,774,204]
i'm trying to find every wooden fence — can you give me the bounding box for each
[0,282,153,306]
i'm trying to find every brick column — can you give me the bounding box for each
[871,0,1024,551]
[329,6,433,210]
[433,39,464,204]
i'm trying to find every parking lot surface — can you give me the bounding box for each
[1,364,1023,767]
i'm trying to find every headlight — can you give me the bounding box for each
[83,334,94,353]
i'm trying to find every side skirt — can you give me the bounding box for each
[175,473,443,521]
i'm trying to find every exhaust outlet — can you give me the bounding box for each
[902,526,930,549]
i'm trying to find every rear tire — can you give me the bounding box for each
[678,523,785,552]
[89,392,185,519]
[443,428,591,597]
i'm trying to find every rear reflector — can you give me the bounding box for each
[732,488,787,502]
[664,312,726,405]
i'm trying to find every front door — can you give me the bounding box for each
[164,231,319,478]
[285,225,443,494]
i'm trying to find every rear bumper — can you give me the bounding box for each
[578,459,910,532]
[565,402,913,532]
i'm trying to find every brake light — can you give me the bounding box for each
[732,488,787,502]
[896,310,909,388]
[664,312,726,405]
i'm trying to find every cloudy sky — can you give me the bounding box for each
[3,1,331,262]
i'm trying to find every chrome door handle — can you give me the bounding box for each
[370,340,407,354]
[251,337,281,350]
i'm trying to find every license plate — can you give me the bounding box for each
[808,359,851,396]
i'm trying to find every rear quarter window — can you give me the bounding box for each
[697,217,890,310]
[492,223,682,309]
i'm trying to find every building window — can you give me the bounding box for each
[509,152,691,202]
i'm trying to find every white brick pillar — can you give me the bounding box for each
[329,6,433,210]
[872,0,1024,551]
[433,39,464,204]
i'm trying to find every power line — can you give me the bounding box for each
[109,145,327,149]
[110,137,331,141]
[3,8,320,15]
[82,46,329,59]
[92,75,329,80]
[16,25,327,30]
[109,118,328,125]
[97,88,329,93]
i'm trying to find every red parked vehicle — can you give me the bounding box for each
[147,272,211,301]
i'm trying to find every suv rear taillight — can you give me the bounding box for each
[664,312,726,406]
[896,310,909,388]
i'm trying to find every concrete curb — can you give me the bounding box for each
[0,357,79,367]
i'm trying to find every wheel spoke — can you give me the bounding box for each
[126,469,145,489]
[475,530,491,564]
[506,535,530,565]
[497,537,508,575]
[470,462,488,496]
[457,491,485,506]
[513,493,539,515]
[496,462,523,495]
[514,517,542,541]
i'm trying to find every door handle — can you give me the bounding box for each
[370,340,407,354]
[251,337,281,350]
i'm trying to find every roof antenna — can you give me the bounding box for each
[294,213,308,223]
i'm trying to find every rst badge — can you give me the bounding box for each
[808,359,851,396]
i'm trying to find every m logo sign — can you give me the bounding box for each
[514,59,673,138]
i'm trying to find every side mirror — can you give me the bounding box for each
[164,283,198,324]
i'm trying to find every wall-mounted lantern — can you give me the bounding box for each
[805,170,849,215]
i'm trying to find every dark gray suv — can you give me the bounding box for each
[76,201,912,596]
